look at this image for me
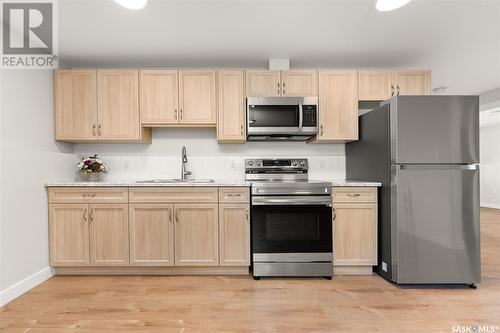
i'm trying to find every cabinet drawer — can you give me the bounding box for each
[219,187,250,203]
[48,187,128,204]
[129,187,218,203]
[332,187,377,203]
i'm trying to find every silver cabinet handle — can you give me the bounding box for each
[180,109,183,120]
[169,209,172,222]
[396,85,401,95]
[246,209,249,220]
[89,208,94,223]
[277,82,280,95]
[227,193,242,197]
[240,125,244,136]
[347,193,361,197]
[83,208,88,222]
[282,82,286,95]
[174,109,178,120]
[332,208,336,221]
[391,84,395,96]
[175,209,179,223]
[92,124,96,136]
[320,124,324,136]
[97,124,102,136]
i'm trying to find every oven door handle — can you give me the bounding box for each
[252,196,332,206]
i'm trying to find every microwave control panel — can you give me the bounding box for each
[302,105,317,127]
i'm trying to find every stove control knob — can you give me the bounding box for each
[256,160,262,166]
[300,160,306,166]
[248,161,254,166]
[292,161,298,167]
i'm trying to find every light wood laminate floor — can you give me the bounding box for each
[1,208,499,332]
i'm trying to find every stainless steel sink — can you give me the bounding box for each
[136,179,215,184]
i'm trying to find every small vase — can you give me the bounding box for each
[82,173,101,181]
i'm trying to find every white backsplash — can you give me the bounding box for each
[73,128,346,181]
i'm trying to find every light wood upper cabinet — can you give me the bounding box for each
[333,203,377,266]
[49,204,90,266]
[392,70,431,96]
[246,70,281,97]
[178,70,216,125]
[313,70,358,143]
[97,70,141,140]
[219,204,250,266]
[174,204,219,266]
[89,204,129,266]
[358,70,393,101]
[129,204,174,266]
[54,70,98,141]
[281,70,318,96]
[140,70,178,125]
[359,69,431,100]
[217,70,246,142]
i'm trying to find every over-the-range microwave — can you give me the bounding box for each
[246,97,318,141]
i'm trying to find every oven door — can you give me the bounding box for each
[251,201,332,254]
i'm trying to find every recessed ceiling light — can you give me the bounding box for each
[376,0,411,12]
[114,0,147,10]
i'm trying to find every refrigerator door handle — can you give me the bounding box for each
[398,164,478,171]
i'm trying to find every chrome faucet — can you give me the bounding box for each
[181,146,192,181]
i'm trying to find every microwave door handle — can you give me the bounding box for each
[298,102,303,132]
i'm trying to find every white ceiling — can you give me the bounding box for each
[58,0,500,94]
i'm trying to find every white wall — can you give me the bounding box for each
[480,121,500,209]
[0,70,77,306]
[73,128,346,182]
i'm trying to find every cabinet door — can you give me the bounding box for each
[97,70,140,140]
[281,70,318,97]
[129,204,174,266]
[217,70,245,142]
[219,204,250,266]
[358,70,393,101]
[333,203,377,266]
[49,204,90,266]
[89,204,129,266]
[54,70,97,141]
[178,70,216,125]
[392,70,431,96]
[316,70,359,142]
[140,70,179,125]
[246,70,281,97]
[174,204,219,266]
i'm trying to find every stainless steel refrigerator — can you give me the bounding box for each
[346,96,480,285]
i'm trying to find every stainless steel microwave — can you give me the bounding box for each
[246,97,318,141]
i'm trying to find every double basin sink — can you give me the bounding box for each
[137,179,215,184]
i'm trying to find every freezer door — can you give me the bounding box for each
[392,164,480,284]
[390,96,479,164]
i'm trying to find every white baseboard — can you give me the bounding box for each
[481,202,500,210]
[0,267,54,307]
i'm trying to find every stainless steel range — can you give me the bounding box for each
[246,158,333,279]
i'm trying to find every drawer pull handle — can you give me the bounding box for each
[227,193,242,197]
[347,193,361,197]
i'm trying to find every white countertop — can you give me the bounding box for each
[45,179,381,187]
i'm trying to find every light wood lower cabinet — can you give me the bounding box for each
[89,204,129,266]
[129,204,174,266]
[49,204,90,266]
[174,204,219,266]
[332,187,378,275]
[219,204,250,266]
[49,186,249,271]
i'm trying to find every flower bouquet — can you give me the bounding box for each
[78,154,107,181]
